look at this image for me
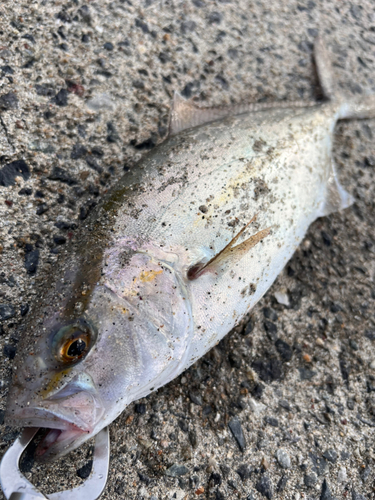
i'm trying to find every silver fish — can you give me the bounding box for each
[5,38,375,460]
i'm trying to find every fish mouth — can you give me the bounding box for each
[5,373,104,461]
[35,426,89,461]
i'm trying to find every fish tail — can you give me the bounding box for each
[314,36,375,120]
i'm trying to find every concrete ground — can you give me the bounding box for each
[0,0,375,499]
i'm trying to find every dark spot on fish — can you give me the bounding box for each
[253,138,267,152]
[253,178,270,201]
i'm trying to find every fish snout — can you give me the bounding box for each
[5,372,104,433]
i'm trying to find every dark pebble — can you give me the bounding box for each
[35,84,56,97]
[263,307,278,321]
[55,220,75,230]
[299,368,316,380]
[202,405,212,415]
[365,330,375,341]
[0,160,30,187]
[341,450,350,460]
[277,475,288,492]
[208,11,222,24]
[18,187,32,195]
[135,18,149,34]
[210,472,222,486]
[349,339,359,351]
[360,465,371,483]
[107,122,120,143]
[236,464,252,481]
[85,156,103,173]
[228,351,241,368]
[24,247,39,274]
[228,416,246,451]
[263,320,277,341]
[339,358,350,384]
[133,80,145,90]
[165,464,189,477]
[0,409,4,425]
[309,453,327,476]
[48,166,77,185]
[320,479,337,500]
[181,80,200,99]
[0,92,18,110]
[1,65,14,75]
[279,399,291,411]
[178,419,188,433]
[252,357,283,382]
[243,316,254,335]
[181,20,196,34]
[189,392,202,406]
[91,146,104,156]
[304,472,317,487]
[71,143,88,160]
[77,461,93,479]
[352,489,366,500]
[52,88,69,106]
[36,203,49,215]
[275,339,292,362]
[135,403,146,414]
[53,235,66,245]
[321,231,331,246]
[264,416,278,427]
[0,303,16,321]
[82,34,90,43]
[256,474,273,499]
[103,42,114,50]
[3,344,16,359]
[138,471,150,485]
[189,429,198,448]
[322,448,338,463]
[20,304,29,316]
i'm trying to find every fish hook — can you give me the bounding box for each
[0,427,110,500]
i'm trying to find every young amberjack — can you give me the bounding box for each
[5,38,375,460]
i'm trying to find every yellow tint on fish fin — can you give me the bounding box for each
[188,215,271,280]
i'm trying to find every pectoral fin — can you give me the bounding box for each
[188,215,271,280]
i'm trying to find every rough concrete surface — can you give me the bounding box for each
[0,0,375,499]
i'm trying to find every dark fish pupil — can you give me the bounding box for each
[68,339,86,357]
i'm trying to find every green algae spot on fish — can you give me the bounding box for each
[4,38,375,461]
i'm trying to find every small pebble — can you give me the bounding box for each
[337,466,347,483]
[256,474,273,499]
[276,449,291,468]
[304,472,317,487]
[228,416,246,451]
[322,448,338,463]
[320,479,337,500]
[0,303,16,321]
[165,464,189,477]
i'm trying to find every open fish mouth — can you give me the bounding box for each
[35,426,89,461]
[5,374,105,460]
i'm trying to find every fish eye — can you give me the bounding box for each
[53,319,95,364]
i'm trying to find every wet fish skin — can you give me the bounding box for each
[4,40,375,460]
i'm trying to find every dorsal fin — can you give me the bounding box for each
[168,92,317,137]
[169,92,230,136]
[187,215,271,280]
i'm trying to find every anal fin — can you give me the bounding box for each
[188,215,271,280]
[320,160,354,216]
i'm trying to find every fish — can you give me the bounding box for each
[4,38,375,461]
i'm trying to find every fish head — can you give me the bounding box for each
[5,242,192,460]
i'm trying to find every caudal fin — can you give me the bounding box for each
[314,36,375,120]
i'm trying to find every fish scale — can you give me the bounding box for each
[3,38,375,464]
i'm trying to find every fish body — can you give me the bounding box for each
[5,40,375,460]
